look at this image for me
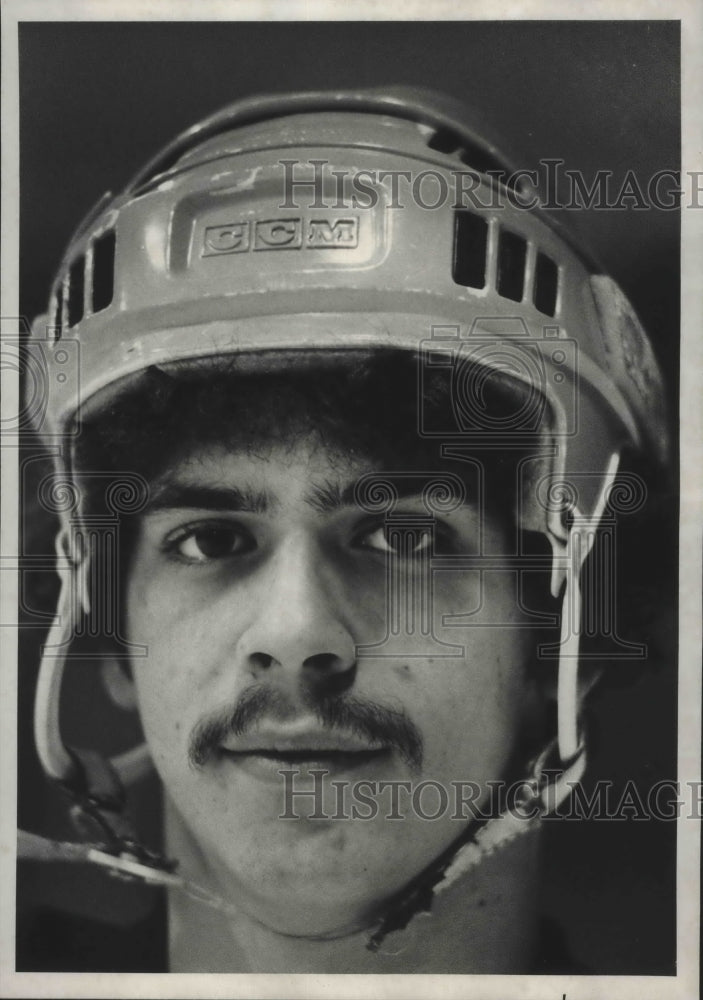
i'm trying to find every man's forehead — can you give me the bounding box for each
[145,442,370,515]
[143,443,473,516]
[165,437,370,482]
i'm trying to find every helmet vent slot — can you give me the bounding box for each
[496,229,526,302]
[533,251,559,317]
[452,211,488,289]
[427,128,461,154]
[91,230,116,314]
[67,254,85,328]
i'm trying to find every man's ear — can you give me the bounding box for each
[100,660,138,711]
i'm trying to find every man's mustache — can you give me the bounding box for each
[188,684,424,771]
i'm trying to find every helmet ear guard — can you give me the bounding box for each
[34,525,152,789]
[29,89,668,846]
[554,451,621,761]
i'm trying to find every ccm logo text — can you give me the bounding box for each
[202,216,359,256]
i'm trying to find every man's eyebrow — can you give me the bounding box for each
[306,480,357,513]
[306,478,471,514]
[143,480,271,514]
[143,476,471,516]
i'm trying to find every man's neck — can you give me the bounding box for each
[164,796,541,973]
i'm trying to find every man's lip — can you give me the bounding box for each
[218,722,388,756]
[216,745,392,784]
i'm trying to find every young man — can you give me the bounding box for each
[20,88,668,973]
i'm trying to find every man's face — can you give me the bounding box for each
[125,433,533,936]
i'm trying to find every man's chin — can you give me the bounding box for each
[242,894,382,941]
[201,823,415,938]
[237,859,405,942]
[167,778,468,940]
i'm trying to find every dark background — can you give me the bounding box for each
[18,20,679,974]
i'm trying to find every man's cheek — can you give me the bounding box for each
[133,668,190,762]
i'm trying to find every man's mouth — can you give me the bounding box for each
[215,722,392,778]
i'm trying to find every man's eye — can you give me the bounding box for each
[359,524,434,556]
[167,524,253,563]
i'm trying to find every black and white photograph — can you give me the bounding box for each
[1,3,700,997]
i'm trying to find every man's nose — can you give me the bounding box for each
[236,532,357,688]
